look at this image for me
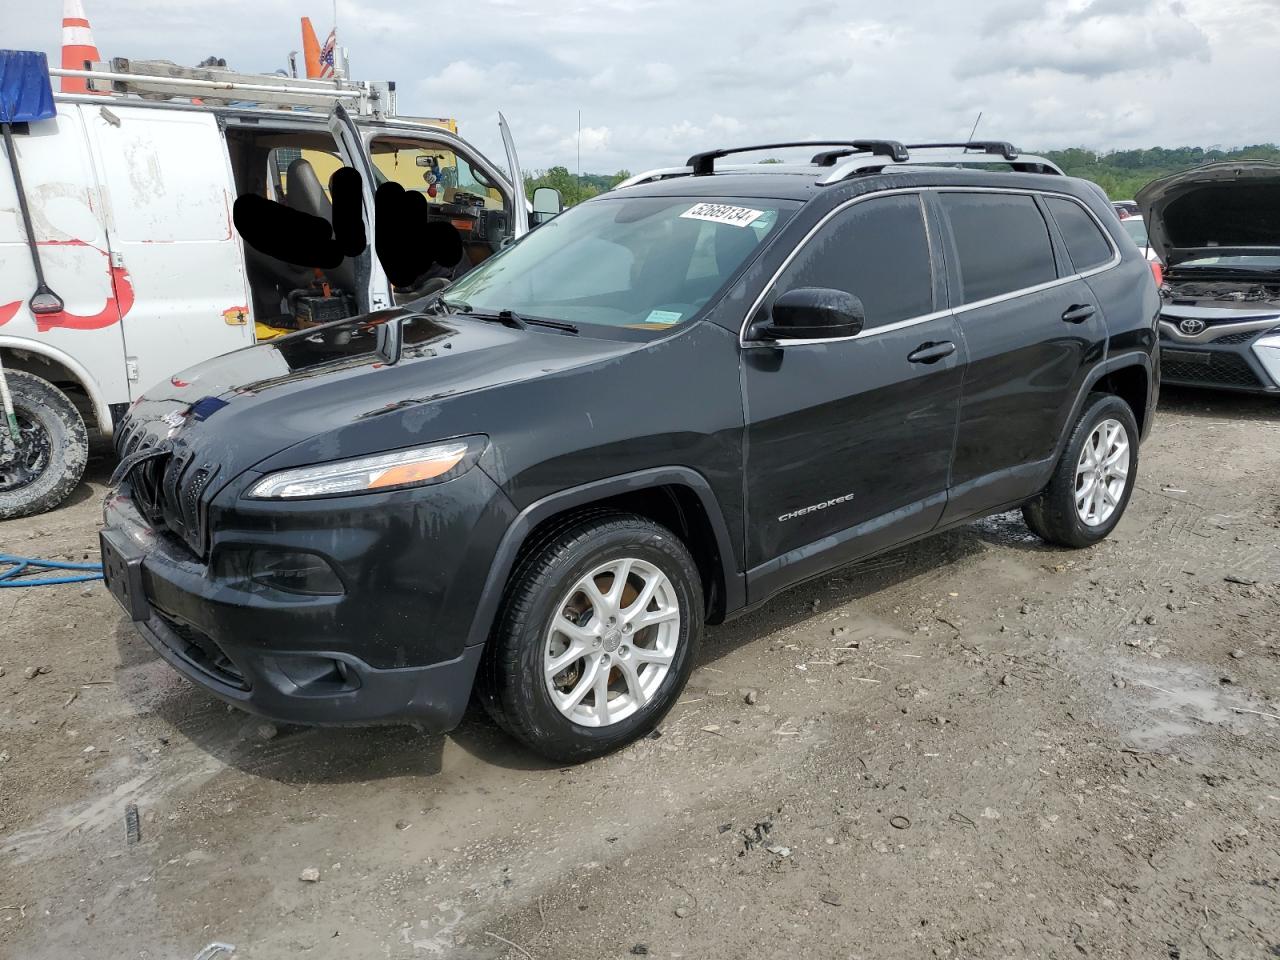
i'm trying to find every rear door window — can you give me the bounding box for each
[939,193,1057,303]
[771,193,934,329]
[1046,197,1115,272]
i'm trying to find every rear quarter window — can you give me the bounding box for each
[1046,197,1115,272]
[940,193,1057,304]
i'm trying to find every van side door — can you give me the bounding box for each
[85,105,253,396]
[935,190,1110,524]
[0,103,130,415]
[740,192,964,601]
[328,103,391,311]
[360,126,525,291]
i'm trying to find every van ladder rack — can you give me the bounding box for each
[50,58,396,119]
[686,139,908,176]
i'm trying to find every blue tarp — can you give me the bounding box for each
[0,50,56,124]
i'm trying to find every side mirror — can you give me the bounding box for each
[755,287,865,341]
[531,187,563,225]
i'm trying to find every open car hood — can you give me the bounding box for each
[1136,161,1280,268]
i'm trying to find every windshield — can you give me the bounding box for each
[440,196,797,337]
[1121,218,1149,246]
[370,136,506,211]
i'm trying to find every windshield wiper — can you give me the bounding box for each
[522,316,579,334]
[457,305,579,335]
[433,299,523,329]
[437,298,579,334]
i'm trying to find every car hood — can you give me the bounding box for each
[116,308,635,483]
[1136,161,1280,268]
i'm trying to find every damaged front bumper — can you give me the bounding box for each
[99,463,515,730]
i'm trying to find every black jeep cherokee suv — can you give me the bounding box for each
[101,140,1160,761]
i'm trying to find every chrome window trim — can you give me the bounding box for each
[740,186,1121,348]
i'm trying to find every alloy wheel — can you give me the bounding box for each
[1075,418,1129,527]
[543,557,681,727]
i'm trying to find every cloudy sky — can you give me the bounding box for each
[5,0,1277,173]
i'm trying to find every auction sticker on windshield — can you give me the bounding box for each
[681,202,765,228]
[645,310,683,325]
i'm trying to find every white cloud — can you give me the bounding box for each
[957,0,1211,78]
[556,125,612,155]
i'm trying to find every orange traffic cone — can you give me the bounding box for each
[60,0,104,94]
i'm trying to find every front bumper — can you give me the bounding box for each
[101,465,515,729]
[1157,322,1280,394]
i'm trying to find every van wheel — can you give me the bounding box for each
[478,512,703,762]
[1023,393,1139,548]
[0,370,89,520]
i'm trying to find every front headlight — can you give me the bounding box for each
[247,438,482,500]
[1253,333,1280,387]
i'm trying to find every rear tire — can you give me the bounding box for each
[0,370,88,520]
[478,512,704,762]
[1023,392,1139,548]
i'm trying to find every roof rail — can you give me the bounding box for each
[686,139,908,176]
[50,57,396,118]
[905,141,1020,160]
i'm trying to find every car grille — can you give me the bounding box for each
[1212,330,1260,345]
[154,612,249,690]
[113,418,219,557]
[1163,352,1263,389]
[1159,326,1264,347]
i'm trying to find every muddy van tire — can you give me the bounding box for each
[0,371,89,520]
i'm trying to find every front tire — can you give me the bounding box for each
[0,370,89,520]
[1023,392,1139,548]
[478,512,704,762]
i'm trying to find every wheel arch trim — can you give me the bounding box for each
[1052,353,1153,467]
[464,467,744,647]
[0,336,113,434]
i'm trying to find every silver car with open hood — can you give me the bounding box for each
[1139,160,1280,394]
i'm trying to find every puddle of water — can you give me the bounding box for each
[971,510,1042,546]
[1107,660,1249,749]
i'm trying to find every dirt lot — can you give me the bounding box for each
[1,386,1278,960]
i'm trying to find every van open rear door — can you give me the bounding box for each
[327,102,391,310]
[499,112,529,238]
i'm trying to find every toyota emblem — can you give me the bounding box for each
[1178,318,1206,336]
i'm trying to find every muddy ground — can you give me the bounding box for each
[1,386,1278,960]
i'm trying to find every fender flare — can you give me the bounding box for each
[1049,352,1154,466]
[0,336,114,434]
[464,466,744,647]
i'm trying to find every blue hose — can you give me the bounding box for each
[0,553,103,587]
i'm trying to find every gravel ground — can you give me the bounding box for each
[1,386,1278,960]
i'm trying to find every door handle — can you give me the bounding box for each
[907,341,957,364]
[1062,304,1096,324]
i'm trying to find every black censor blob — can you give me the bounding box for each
[233,167,463,289]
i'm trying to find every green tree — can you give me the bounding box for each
[523,166,601,207]
[1038,144,1280,200]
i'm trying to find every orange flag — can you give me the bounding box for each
[301,17,323,79]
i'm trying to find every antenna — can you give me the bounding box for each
[965,111,983,145]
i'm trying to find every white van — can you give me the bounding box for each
[0,56,550,518]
